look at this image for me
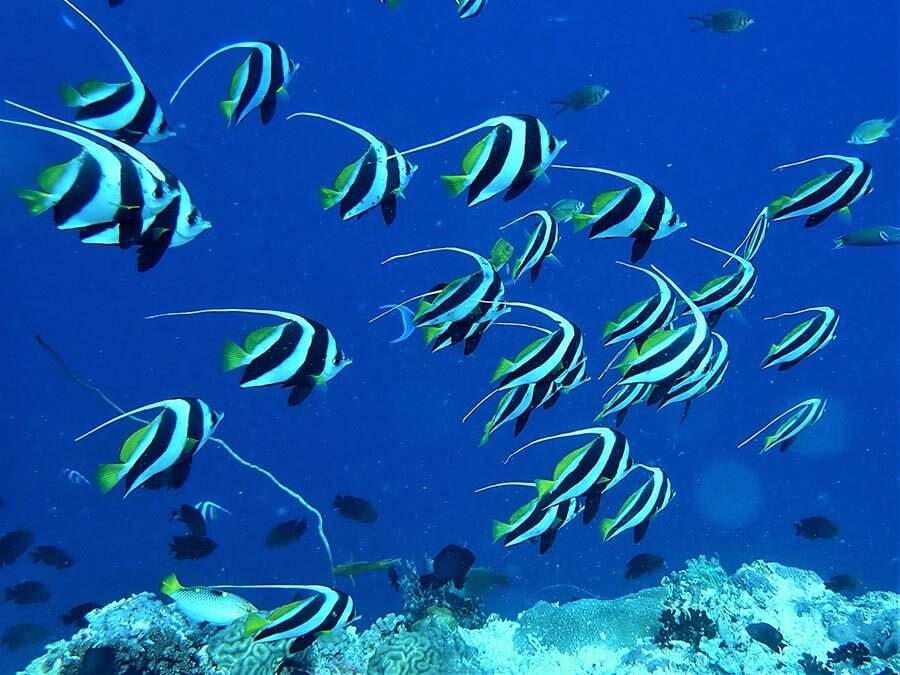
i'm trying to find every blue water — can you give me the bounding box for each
[0,0,897,669]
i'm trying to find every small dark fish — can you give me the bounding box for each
[61,602,102,628]
[265,519,308,548]
[746,622,786,653]
[1,623,49,649]
[5,581,52,604]
[171,504,207,538]
[333,495,379,523]
[30,545,74,569]
[170,534,217,560]
[79,646,118,675]
[0,529,34,566]
[690,9,754,33]
[387,565,400,591]
[625,553,664,580]
[420,544,475,590]
[795,516,839,540]
[550,84,610,114]
[826,574,861,594]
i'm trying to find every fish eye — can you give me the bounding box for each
[333,352,343,365]
[187,211,198,225]
[154,186,164,199]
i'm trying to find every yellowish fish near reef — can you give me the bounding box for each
[490,238,514,271]
[848,116,897,145]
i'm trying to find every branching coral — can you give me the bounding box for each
[654,608,717,650]
[827,641,871,668]
[798,653,832,675]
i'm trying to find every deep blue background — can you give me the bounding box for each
[0,0,897,668]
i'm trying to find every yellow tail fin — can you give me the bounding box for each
[96,464,124,495]
[160,573,182,597]
[440,174,468,198]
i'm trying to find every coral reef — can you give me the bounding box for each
[366,609,478,674]
[654,608,717,650]
[20,558,900,675]
[393,560,486,629]
[827,641,871,668]
[205,618,305,674]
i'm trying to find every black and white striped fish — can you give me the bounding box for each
[439,115,566,206]
[134,172,212,272]
[484,357,590,445]
[457,0,488,19]
[596,382,654,427]
[502,210,560,283]
[5,102,209,269]
[195,501,231,521]
[520,428,634,524]
[420,307,503,355]
[645,333,715,407]
[378,246,508,354]
[761,307,838,371]
[480,380,555,445]
[688,239,757,328]
[474,308,588,442]
[244,586,355,654]
[600,465,674,543]
[288,113,416,225]
[560,165,687,262]
[602,265,676,347]
[59,1,173,144]
[490,303,585,392]
[739,398,826,454]
[652,332,729,422]
[769,155,873,228]
[616,264,710,388]
[76,397,222,497]
[5,117,174,244]
[148,308,351,407]
[171,41,300,127]
[492,497,581,554]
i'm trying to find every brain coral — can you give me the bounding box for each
[367,611,476,675]
[207,618,303,675]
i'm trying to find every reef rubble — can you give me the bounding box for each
[21,556,900,674]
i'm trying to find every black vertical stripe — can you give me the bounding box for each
[241,321,302,385]
[123,407,177,493]
[185,398,204,441]
[467,124,512,205]
[503,115,543,201]
[286,322,329,386]
[113,152,145,247]
[118,87,158,143]
[53,153,103,228]
[233,49,264,123]
[342,146,379,218]
[589,185,642,238]
[641,187,667,235]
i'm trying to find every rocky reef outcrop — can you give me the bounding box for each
[21,557,900,674]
